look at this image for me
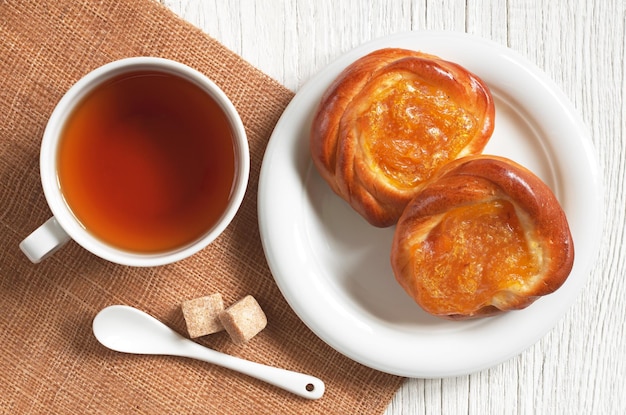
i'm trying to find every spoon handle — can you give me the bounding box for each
[178,340,325,399]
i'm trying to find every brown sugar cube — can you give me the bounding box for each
[181,293,225,338]
[219,295,267,345]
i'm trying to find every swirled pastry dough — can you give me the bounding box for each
[390,156,575,320]
[310,48,495,227]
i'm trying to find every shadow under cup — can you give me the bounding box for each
[38,58,249,266]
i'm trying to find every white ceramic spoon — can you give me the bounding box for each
[92,305,325,399]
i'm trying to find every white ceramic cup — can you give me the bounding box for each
[20,57,249,266]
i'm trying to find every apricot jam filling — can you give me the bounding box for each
[411,199,541,313]
[357,73,478,188]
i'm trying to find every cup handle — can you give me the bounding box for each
[20,217,71,263]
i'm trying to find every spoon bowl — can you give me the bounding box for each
[93,305,324,399]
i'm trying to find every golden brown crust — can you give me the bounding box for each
[310,48,495,227]
[390,155,575,320]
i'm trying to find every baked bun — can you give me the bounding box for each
[310,48,495,227]
[390,155,574,320]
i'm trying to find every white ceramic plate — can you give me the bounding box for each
[258,31,603,378]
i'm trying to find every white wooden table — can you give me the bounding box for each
[162,1,625,413]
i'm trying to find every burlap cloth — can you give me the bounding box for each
[0,1,404,413]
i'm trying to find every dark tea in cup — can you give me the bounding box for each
[58,70,236,253]
[20,58,249,265]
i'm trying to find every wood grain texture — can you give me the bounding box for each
[161,1,625,413]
